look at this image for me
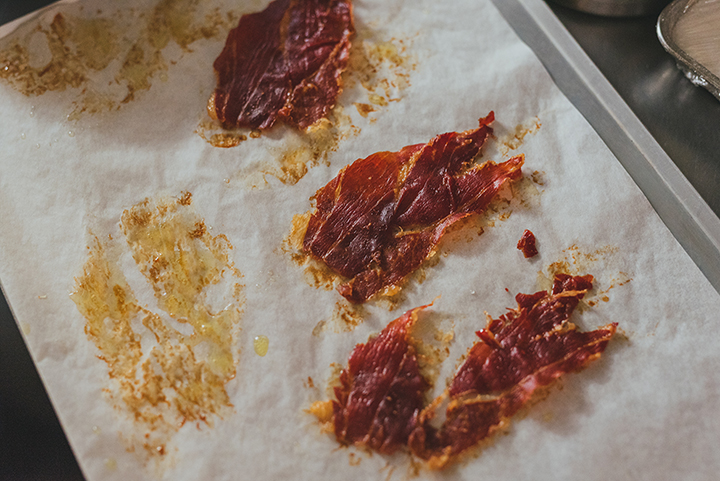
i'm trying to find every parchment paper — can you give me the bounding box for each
[1,0,719,480]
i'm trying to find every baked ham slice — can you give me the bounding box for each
[331,305,430,454]
[209,0,353,129]
[303,113,524,303]
[328,275,616,469]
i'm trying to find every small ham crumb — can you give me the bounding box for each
[517,229,538,258]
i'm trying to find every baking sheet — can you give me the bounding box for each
[1,1,719,480]
[500,0,720,296]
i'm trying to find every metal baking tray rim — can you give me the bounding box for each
[657,0,720,100]
[493,0,720,295]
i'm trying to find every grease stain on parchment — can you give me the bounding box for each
[281,211,345,296]
[264,105,359,186]
[347,31,415,119]
[408,313,454,392]
[497,117,541,157]
[0,0,238,119]
[312,301,367,336]
[198,97,359,189]
[536,244,632,310]
[71,192,244,467]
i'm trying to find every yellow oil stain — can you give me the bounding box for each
[0,15,94,96]
[263,105,360,186]
[530,170,546,186]
[368,93,388,106]
[498,117,542,156]
[253,335,269,357]
[195,120,248,148]
[313,301,366,336]
[308,400,334,424]
[71,192,244,462]
[71,17,118,71]
[306,399,334,434]
[303,262,340,291]
[200,104,360,186]
[0,1,238,119]
[546,244,620,279]
[539,245,632,308]
[284,212,311,253]
[408,313,454,389]
[104,458,117,471]
[346,31,416,109]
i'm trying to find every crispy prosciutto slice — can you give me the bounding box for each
[326,275,616,467]
[332,306,430,454]
[209,0,354,130]
[408,274,617,468]
[303,113,524,303]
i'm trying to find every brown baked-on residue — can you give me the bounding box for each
[301,112,524,303]
[0,1,238,119]
[209,0,354,130]
[315,274,616,469]
[71,193,244,460]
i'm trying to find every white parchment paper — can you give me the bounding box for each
[1,0,719,480]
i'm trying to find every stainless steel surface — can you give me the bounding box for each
[2,1,720,480]
[658,0,720,100]
[550,0,671,16]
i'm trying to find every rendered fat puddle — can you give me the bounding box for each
[71,192,244,462]
[253,335,269,357]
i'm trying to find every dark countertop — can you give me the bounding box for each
[0,1,718,480]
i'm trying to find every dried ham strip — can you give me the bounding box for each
[210,0,353,129]
[408,274,616,468]
[332,305,430,454]
[327,275,616,469]
[303,113,524,303]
